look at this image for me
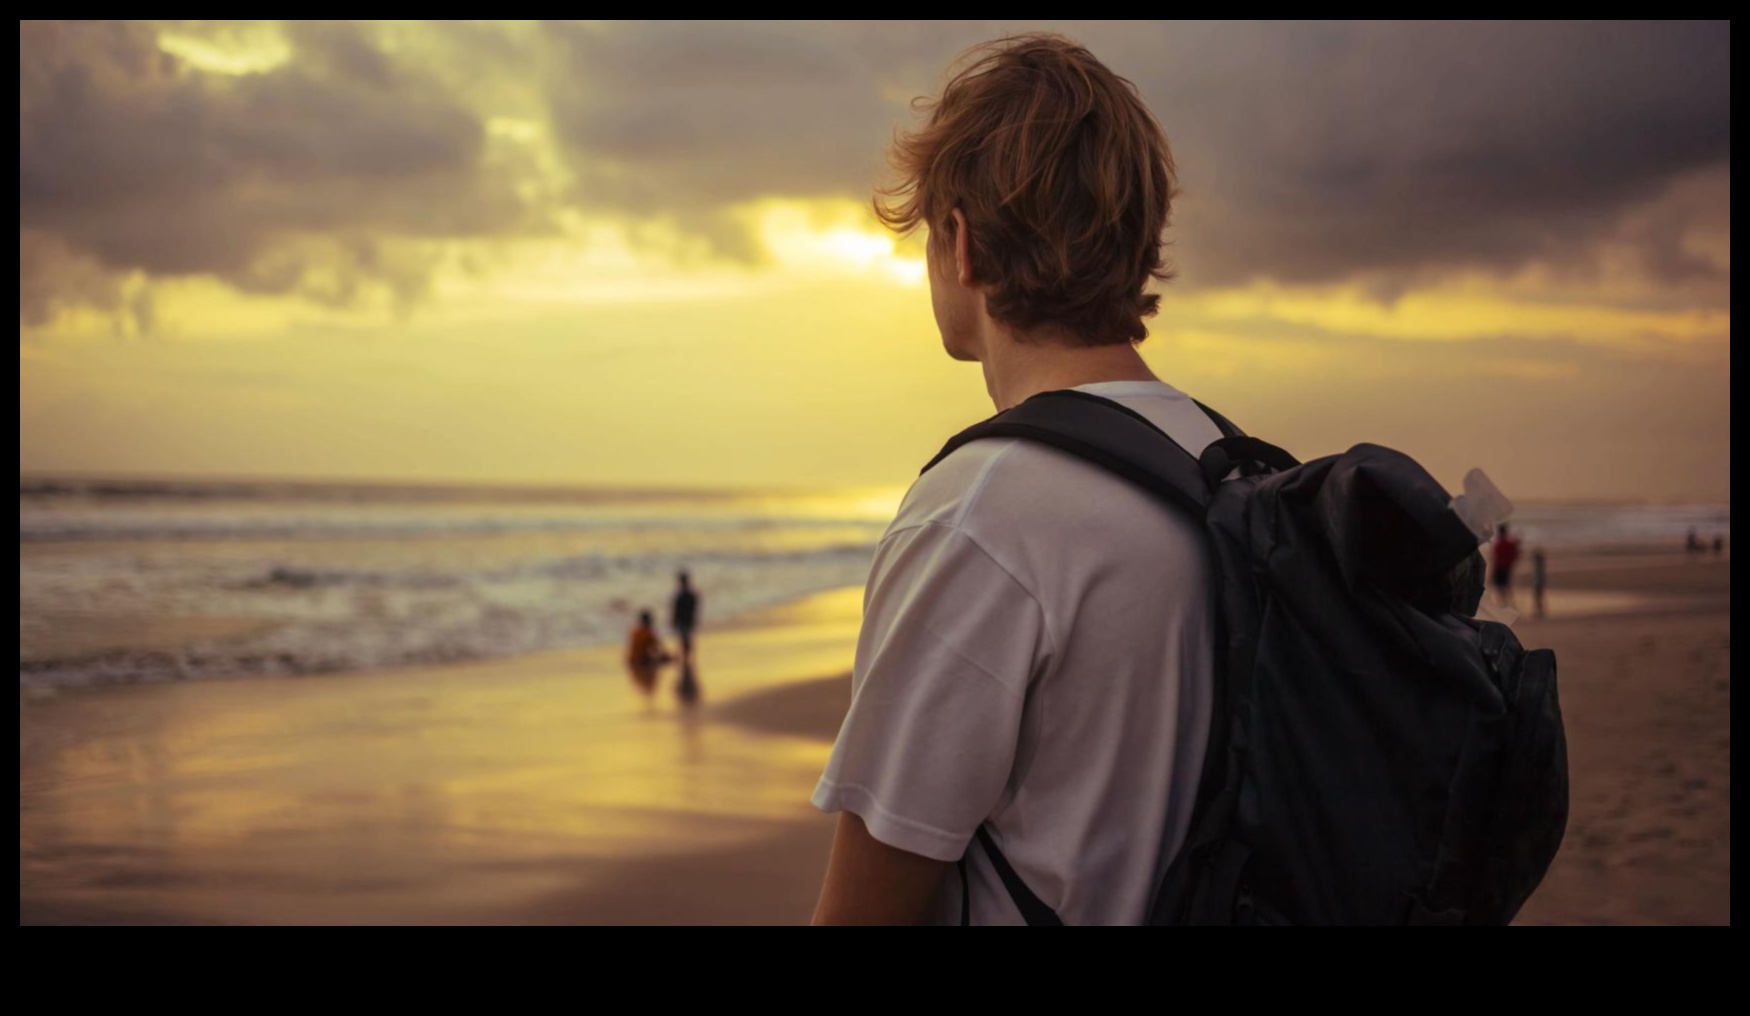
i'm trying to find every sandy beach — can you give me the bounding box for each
[20,588,860,925]
[19,552,1729,925]
[1508,553,1731,925]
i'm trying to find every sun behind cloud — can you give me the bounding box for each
[16,20,1732,502]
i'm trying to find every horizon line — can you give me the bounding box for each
[17,468,902,500]
[15,469,1730,508]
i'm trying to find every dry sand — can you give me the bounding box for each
[19,554,1729,925]
[1509,554,1730,925]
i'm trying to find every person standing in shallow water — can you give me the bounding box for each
[671,571,700,664]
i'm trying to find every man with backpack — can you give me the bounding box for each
[811,34,1567,926]
[811,35,1223,925]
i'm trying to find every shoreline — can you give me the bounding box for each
[21,587,865,925]
[20,556,1731,925]
[713,672,852,743]
[19,543,1726,695]
[17,577,873,694]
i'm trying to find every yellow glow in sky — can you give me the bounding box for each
[1190,283,1728,350]
[156,27,293,76]
[747,200,927,286]
[16,20,1734,503]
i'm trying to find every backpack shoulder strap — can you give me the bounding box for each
[924,388,1217,927]
[922,389,1298,925]
[1187,398,1303,486]
[1193,399,1245,440]
[922,389,1213,520]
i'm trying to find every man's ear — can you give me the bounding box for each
[950,207,974,287]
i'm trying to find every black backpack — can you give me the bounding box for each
[925,389,1569,926]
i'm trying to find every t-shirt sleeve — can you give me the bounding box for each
[812,520,1049,862]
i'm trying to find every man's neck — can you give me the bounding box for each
[979,328,1160,411]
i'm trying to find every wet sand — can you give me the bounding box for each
[20,588,861,925]
[19,553,1730,925]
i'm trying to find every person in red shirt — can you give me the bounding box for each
[625,609,671,695]
[1490,523,1522,608]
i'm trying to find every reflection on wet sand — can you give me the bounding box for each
[624,643,701,708]
[18,558,1733,925]
[677,660,702,707]
[20,587,862,925]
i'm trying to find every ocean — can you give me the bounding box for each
[17,477,1729,688]
[19,478,896,688]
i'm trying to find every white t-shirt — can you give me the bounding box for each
[812,379,1224,925]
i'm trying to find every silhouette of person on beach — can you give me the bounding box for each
[626,609,671,695]
[1686,528,1704,553]
[1531,547,1547,619]
[1490,523,1521,607]
[1713,535,1725,555]
[671,570,701,664]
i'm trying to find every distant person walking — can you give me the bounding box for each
[671,570,701,664]
[1531,547,1547,619]
[1491,523,1522,608]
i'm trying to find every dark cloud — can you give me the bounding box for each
[18,20,536,323]
[540,20,970,255]
[19,20,1731,325]
[1098,20,1732,287]
[544,22,959,206]
[542,20,1730,289]
[19,231,145,331]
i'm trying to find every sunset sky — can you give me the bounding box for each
[18,21,1731,501]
